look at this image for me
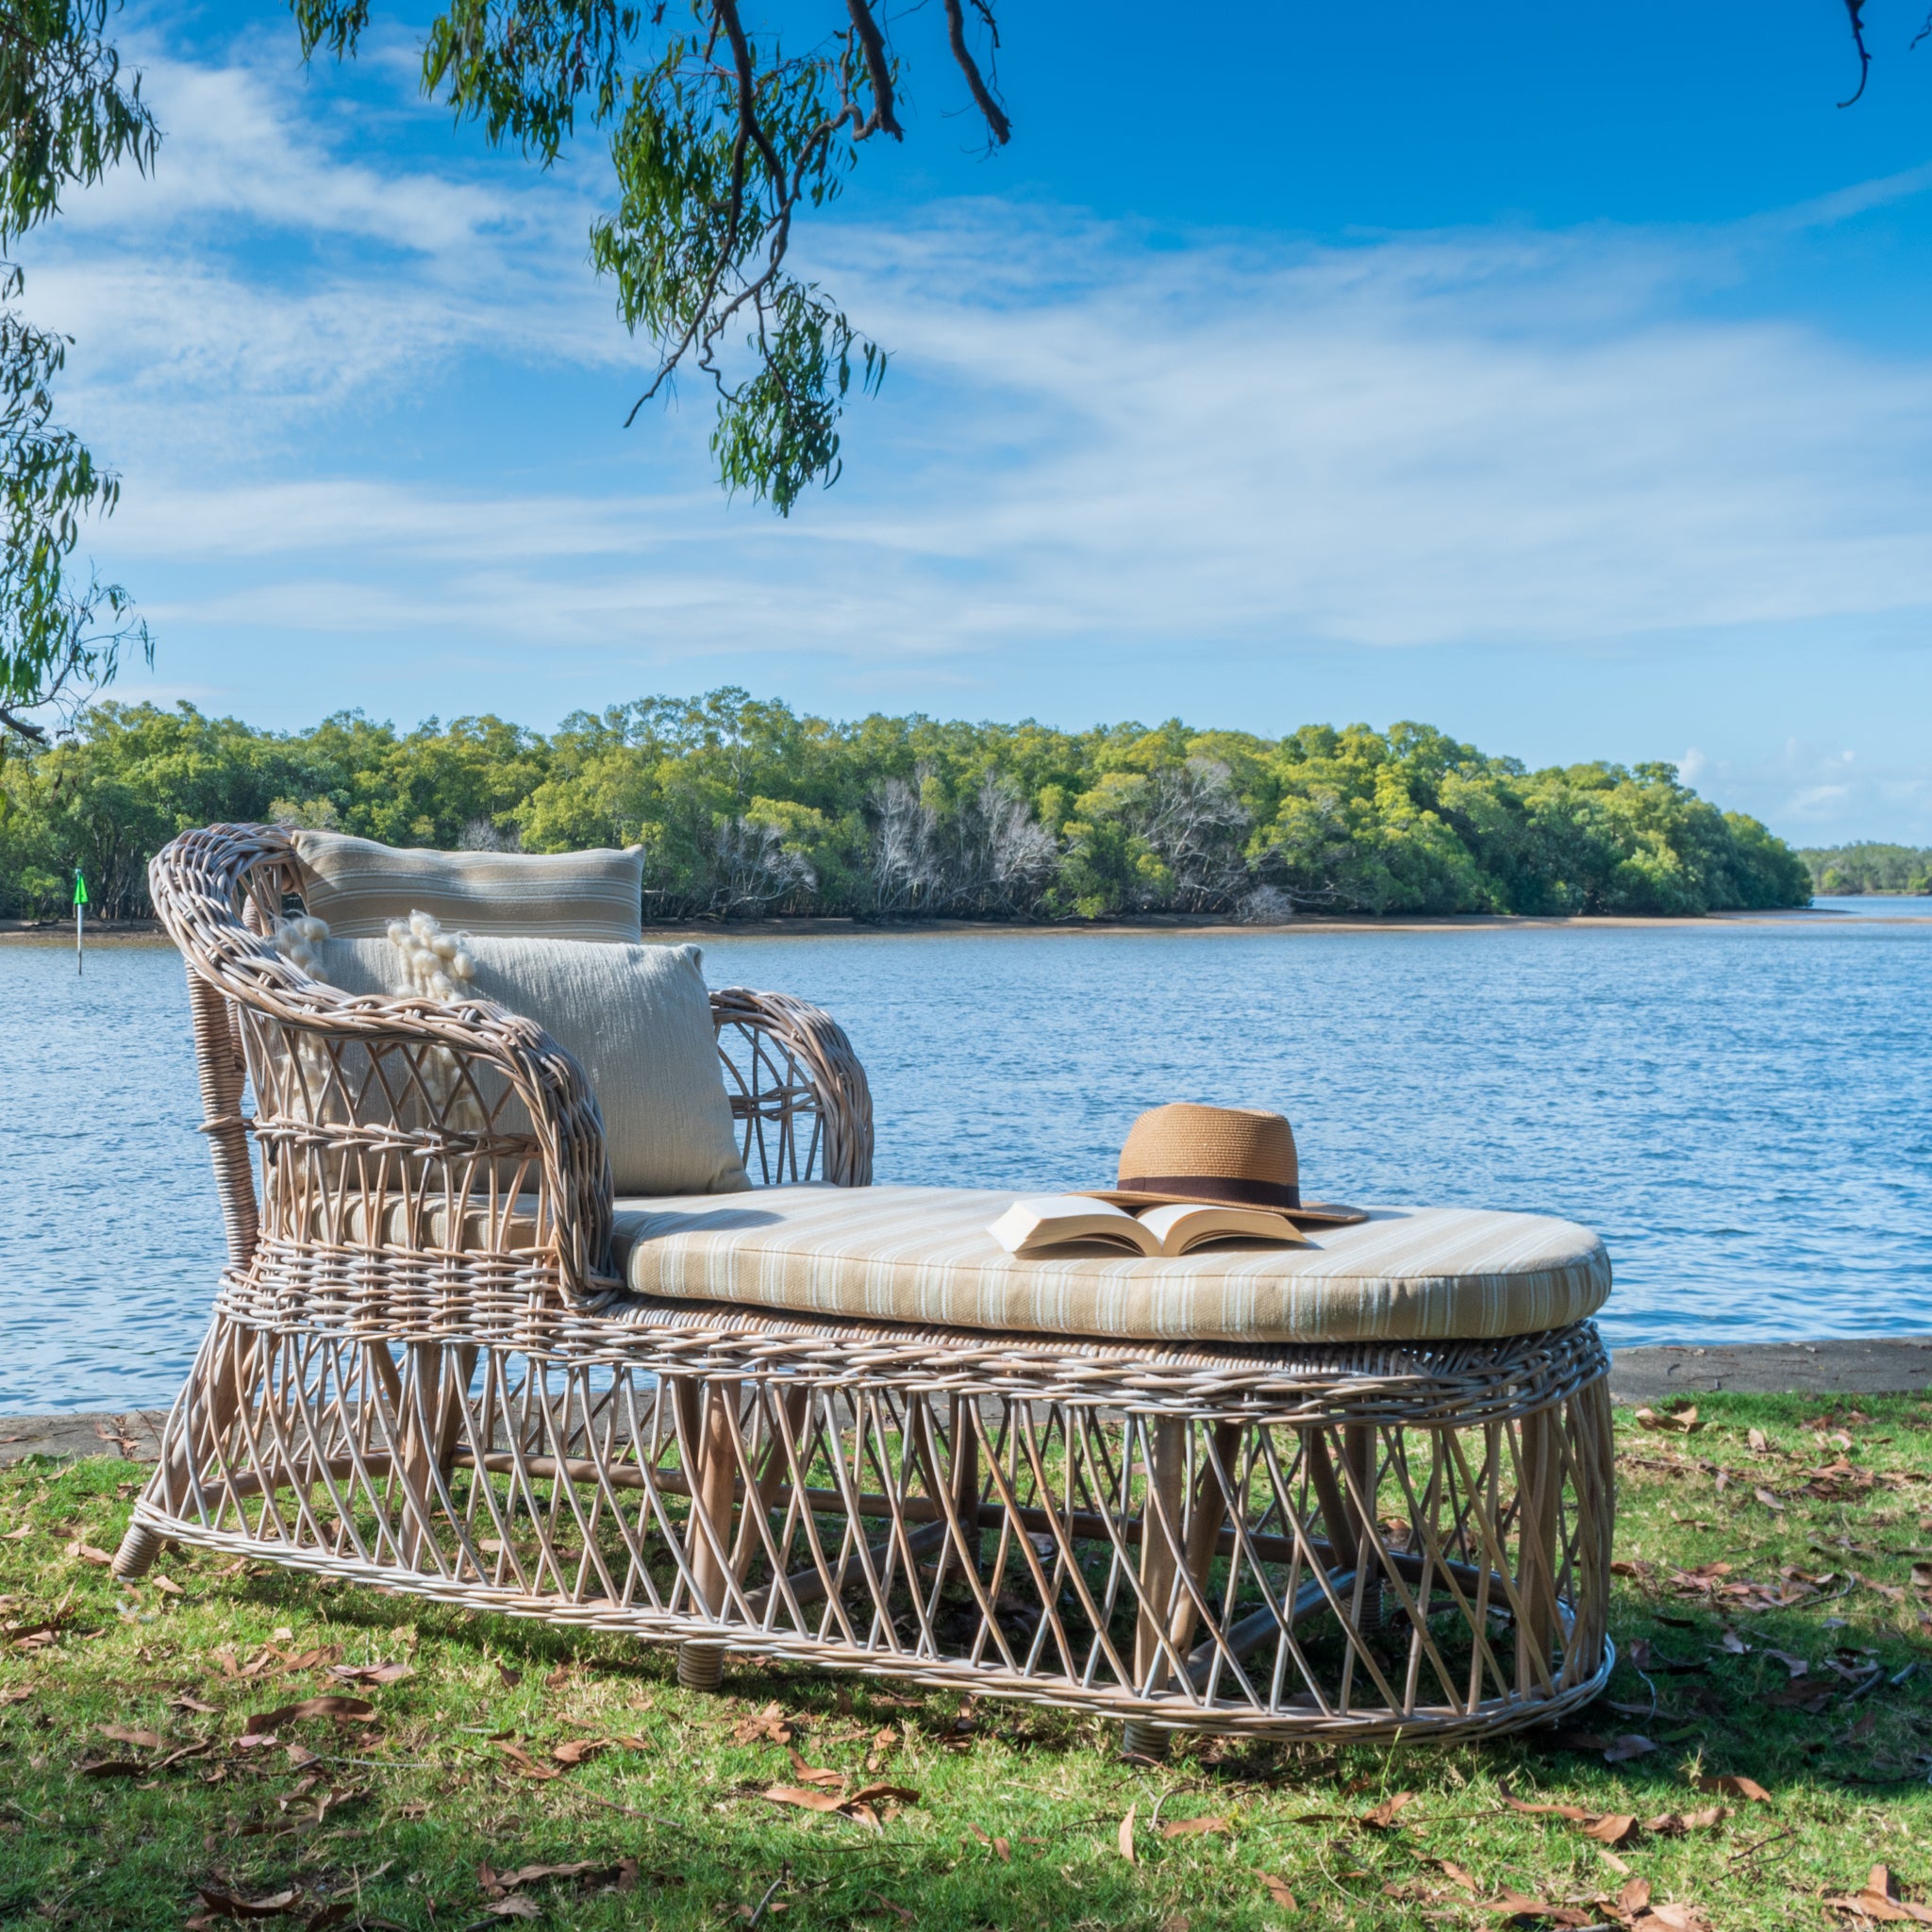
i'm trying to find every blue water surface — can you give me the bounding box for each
[2,914,1928,1410]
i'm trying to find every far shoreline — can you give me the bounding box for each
[7,905,1931,946]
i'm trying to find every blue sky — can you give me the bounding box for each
[26,0,1932,841]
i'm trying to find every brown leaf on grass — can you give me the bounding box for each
[1634,1406,1701,1434]
[1584,1814,1639,1847]
[1258,1874,1298,1909]
[864,1725,898,1774]
[325,1661,412,1686]
[1761,1649,1810,1677]
[1823,1868,1932,1924]
[764,1782,920,1830]
[992,1837,1012,1863]
[549,1738,608,1767]
[76,1756,147,1777]
[1,1524,31,1541]
[1361,1790,1413,1830]
[1118,1803,1136,1863]
[783,1745,844,1789]
[0,1685,32,1705]
[1748,1428,1770,1453]
[484,1901,541,1923]
[1694,1773,1772,1803]
[148,1574,184,1596]
[864,1895,914,1925]
[1913,1565,1932,1593]
[1484,1892,1598,1926]
[542,1664,573,1690]
[478,1859,611,1898]
[63,1540,112,1565]
[493,1740,561,1780]
[171,1692,218,1715]
[1642,1807,1724,1835]
[495,1660,523,1688]
[1499,1787,1591,1823]
[731,1700,796,1745]
[189,1886,303,1921]
[99,1724,166,1750]
[245,1696,375,1733]
[1431,1859,1479,1895]
[1160,1814,1233,1840]
[1614,1878,1653,1921]
[1635,1905,1713,1932]
[1755,1488,1786,1512]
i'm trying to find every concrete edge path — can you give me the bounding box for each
[4,1339,1932,1466]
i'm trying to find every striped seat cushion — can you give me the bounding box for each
[610,1185,1611,1343]
[291,829,643,941]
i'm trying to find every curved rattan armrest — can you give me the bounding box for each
[149,822,619,1298]
[709,986,874,1189]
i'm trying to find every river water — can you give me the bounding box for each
[3,904,1928,1412]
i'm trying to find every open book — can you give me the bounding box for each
[989,1195,1311,1258]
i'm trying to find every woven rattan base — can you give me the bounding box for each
[119,1310,1615,1744]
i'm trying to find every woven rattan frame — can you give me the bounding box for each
[116,824,1614,1744]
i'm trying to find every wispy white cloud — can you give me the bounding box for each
[22,28,1932,840]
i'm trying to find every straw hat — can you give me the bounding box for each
[1083,1103,1365,1226]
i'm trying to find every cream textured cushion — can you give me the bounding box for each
[318,937,749,1197]
[292,830,643,941]
[609,1185,1610,1343]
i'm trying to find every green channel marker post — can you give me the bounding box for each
[74,867,87,974]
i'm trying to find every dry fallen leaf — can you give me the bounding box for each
[495,1660,523,1688]
[1499,1788,1590,1823]
[63,1540,112,1566]
[1822,1866,1932,1924]
[1637,1905,1712,1932]
[98,1724,165,1750]
[1432,1859,1480,1896]
[1360,1790,1413,1830]
[1694,1773,1773,1803]
[1583,1813,1638,1847]
[148,1574,184,1597]
[1635,1406,1701,1435]
[550,1737,608,1767]
[244,1695,374,1733]
[1160,1814,1233,1840]
[494,1740,561,1780]
[485,1901,541,1923]
[731,1700,796,1745]
[326,1660,412,1686]
[1259,1874,1298,1910]
[783,1745,844,1789]
[1755,1488,1786,1512]
[190,1884,303,1921]
[1118,1803,1137,1864]
[1748,1427,1770,1453]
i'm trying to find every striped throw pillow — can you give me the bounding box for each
[291,830,643,942]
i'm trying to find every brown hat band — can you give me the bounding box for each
[1119,1174,1302,1210]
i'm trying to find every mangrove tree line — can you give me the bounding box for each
[0,690,1812,923]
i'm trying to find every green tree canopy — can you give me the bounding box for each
[0,689,1814,922]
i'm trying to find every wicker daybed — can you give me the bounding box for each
[115,822,1615,1752]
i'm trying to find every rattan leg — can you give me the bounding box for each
[1127,1416,1190,1757]
[1516,1406,1562,1693]
[676,1377,741,1693]
[111,1518,166,1580]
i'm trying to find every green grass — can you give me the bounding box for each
[4,1393,1932,1930]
